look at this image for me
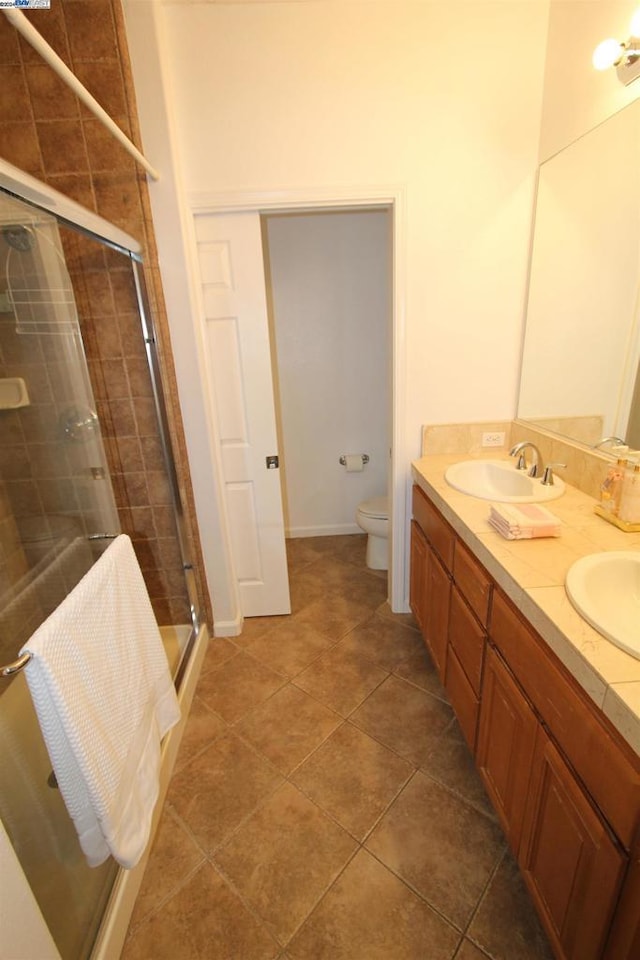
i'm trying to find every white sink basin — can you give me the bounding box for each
[565,551,640,660]
[444,459,565,503]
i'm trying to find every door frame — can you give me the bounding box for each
[189,186,409,614]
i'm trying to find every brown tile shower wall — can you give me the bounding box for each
[0,0,212,628]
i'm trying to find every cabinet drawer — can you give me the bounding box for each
[453,539,492,627]
[445,646,479,753]
[491,589,640,849]
[412,485,454,573]
[448,586,485,696]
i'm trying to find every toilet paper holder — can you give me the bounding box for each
[339,454,369,466]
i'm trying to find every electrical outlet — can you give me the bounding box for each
[482,431,506,447]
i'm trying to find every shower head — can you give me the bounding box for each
[2,225,34,253]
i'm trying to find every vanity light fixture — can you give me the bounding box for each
[592,9,640,84]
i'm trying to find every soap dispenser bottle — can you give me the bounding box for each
[618,460,640,524]
[599,457,627,515]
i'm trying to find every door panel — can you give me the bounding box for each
[194,213,290,616]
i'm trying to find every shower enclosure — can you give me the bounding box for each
[0,163,207,960]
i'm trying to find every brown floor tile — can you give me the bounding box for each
[198,635,239,675]
[167,732,283,854]
[423,721,496,820]
[286,538,326,569]
[392,636,450,699]
[327,533,367,567]
[294,593,376,641]
[288,568,329,615]
[247,619,337,678]
[173,694,226,773]
[467,849,554,960]
[234,614,290,647]
[291,722,413,840]
[340,613,426,671]
[455,941,492,960]
[376,600,419,630]
[121,862,279,960]
[366,771,505,929]
[338,573,388,609]
[214,782,358,946]
[351,674,452,765]
[128,808,204,928]
[293,641,388,716]
[125,536,549,960]
[235,684,342,775]
[287,848,460,960]
[196,650,287,723]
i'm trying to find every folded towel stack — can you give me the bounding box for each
[21,534,180,869]
[488,503,562,540]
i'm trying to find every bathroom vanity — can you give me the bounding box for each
[410,457,640,960]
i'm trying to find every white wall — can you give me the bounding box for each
[264,210,390,537]
[540,0,640,160]
[155,0,549,450]
[125,0,549,618]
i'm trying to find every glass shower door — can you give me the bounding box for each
[0,192,120,960]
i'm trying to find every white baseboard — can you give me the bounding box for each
[212,615,243,637]
[286,523,362,539]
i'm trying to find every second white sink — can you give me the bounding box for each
[444,459,565,503]
[565,551,640,660]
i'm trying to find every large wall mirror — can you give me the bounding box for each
[517,98,640,451]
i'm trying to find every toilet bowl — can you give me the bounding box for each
[356,495,389,570]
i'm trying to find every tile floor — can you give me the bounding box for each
[121,535,554,960]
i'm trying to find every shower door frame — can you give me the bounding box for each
[0,169,206,959]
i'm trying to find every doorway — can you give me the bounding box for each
[191,188,407,626]
[261,208,392,546]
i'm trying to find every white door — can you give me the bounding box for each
[194,212,290,616]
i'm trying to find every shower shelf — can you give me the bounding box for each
[0,376,29,409]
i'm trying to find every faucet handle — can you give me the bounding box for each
[541,462,566,486]
[514,452,527,471]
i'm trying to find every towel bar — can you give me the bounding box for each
[1,651,31,678]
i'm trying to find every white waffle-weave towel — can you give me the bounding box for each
[20,534,180,869]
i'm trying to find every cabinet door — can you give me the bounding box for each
[410,520,427,631]
[476,645,537,855]
[604,852,640,960]
[423,544,451,683]
[520,728,626,960]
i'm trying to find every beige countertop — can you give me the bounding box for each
[411,454,640,757]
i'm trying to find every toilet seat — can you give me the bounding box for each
[357,496,388,520]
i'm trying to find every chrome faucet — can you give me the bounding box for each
[509,441,543,478]
[541,462,566,486]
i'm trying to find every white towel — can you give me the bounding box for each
[488,503,562,540]
[20,535,180,869]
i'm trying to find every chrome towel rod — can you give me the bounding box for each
[1,652,31,678]
[0,533,119,678]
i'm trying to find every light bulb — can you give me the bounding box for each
[630,8,640,37]
[592,37,623,70]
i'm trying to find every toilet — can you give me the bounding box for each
[356,495,389,570]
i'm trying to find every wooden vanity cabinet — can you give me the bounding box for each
[410,481,640,960]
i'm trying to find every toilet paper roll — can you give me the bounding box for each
[344,454,365,473]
